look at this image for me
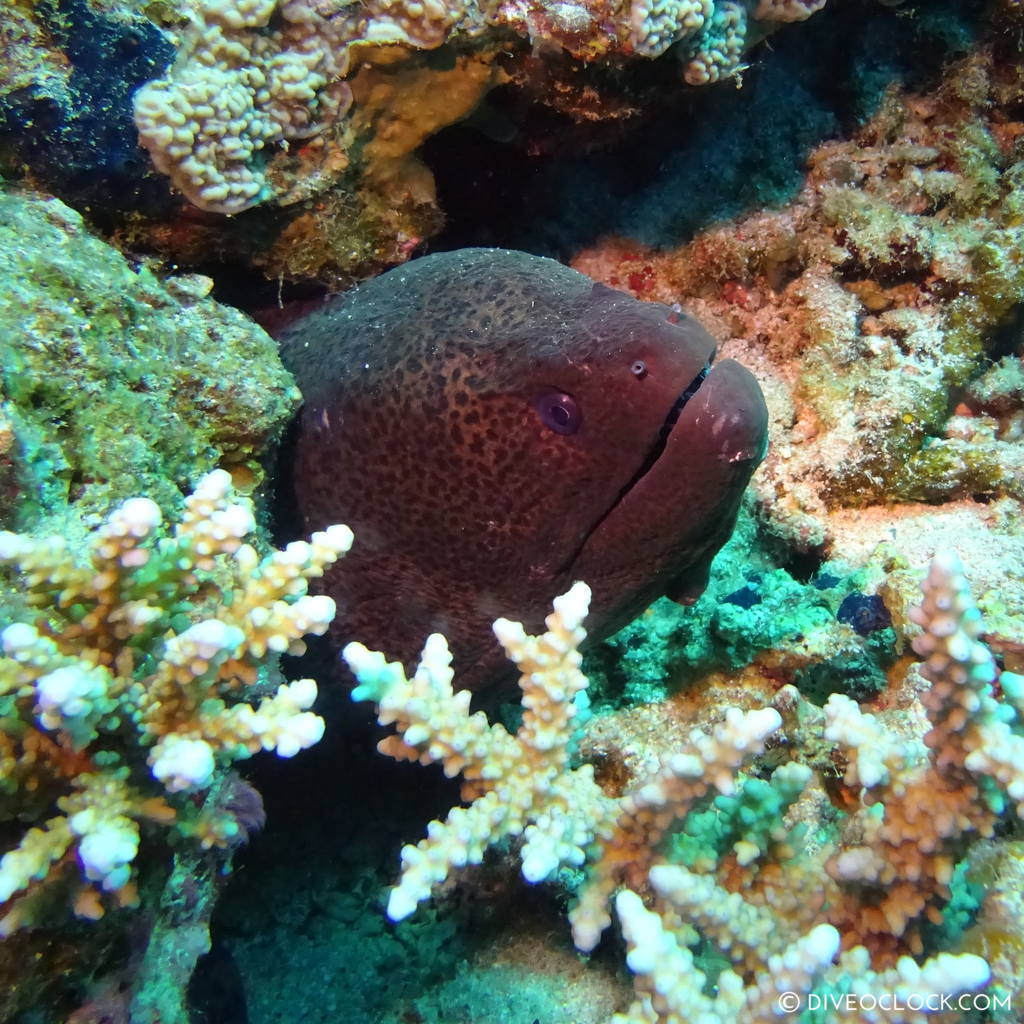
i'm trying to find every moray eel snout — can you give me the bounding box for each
[277,248,768,694]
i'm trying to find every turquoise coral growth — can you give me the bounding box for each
[0,470,351,933]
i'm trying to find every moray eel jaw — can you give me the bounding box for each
[571,355,768,634]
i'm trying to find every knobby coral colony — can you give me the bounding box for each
[0,470,351,933]
[345,552,1024,1023]
[133,0,828,215]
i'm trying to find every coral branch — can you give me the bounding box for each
[344,581,620,921]
[0,470,351,931]
[349,551,1023,1022]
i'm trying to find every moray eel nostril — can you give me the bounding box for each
[277,248,768,695]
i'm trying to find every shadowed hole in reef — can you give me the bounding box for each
[0,0,177,220]
[987,301,1024,362]
[204,670,465,1024]
[422,0,986,259]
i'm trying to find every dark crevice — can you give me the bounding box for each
[421,0,987,259]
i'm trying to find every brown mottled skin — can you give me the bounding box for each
[278,248,768,694]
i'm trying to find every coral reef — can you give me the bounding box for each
[2,4,1021,1021]
[0,0,847,287]
[580,499,902,718]
[133,0,830,216]
[0,0,490,285]
[572,40,1024,587]
[0,469,350,1017]
[347,553,1024,1022]
[0,175,336,1019]
[344,583,618,919]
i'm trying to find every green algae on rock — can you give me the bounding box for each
[0,186,300,533]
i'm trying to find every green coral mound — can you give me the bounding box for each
[584,504,896,710]
[0,185,299,531]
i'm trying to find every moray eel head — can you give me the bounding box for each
[278,249,768,693]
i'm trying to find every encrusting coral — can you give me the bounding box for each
[133,0,832,216]
[0,469,351,934]
[346,551,1023,1022]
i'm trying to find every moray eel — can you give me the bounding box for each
[278,248,768,693]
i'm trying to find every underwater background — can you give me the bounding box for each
[1,0,1024,1021]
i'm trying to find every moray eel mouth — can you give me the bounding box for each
[560,356,714,574]
[622,355,714,493]
[563,353,767,578]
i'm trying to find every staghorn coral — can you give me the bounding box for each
[347,552,1024,1023]
[0,469,351,934]
[821,552,1024,960]
[613,880,987,1024]
[343,582,621,920]
[345,583,791,943]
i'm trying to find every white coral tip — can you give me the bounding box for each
[78,823,139,887]
[116,497,163,536]
[195,469,233,499]
[387,885,419,921]
[2,622,39,654]
[151,735,217,792]
[553,581,592,631]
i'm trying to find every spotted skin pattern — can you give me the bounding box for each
[278,249,768,694]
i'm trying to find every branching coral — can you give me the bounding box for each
[0,470,351,933]
[345,582,784,931]
[348,552,1024,1022]
[568,703,782,952]
[614,878,988,1024]
[823,552,1024,958]
[343,582,620,920]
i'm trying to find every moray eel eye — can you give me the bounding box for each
[630,360,648,379]
[533,391,581,434]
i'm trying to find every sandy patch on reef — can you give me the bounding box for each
[827,498,1024,582]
